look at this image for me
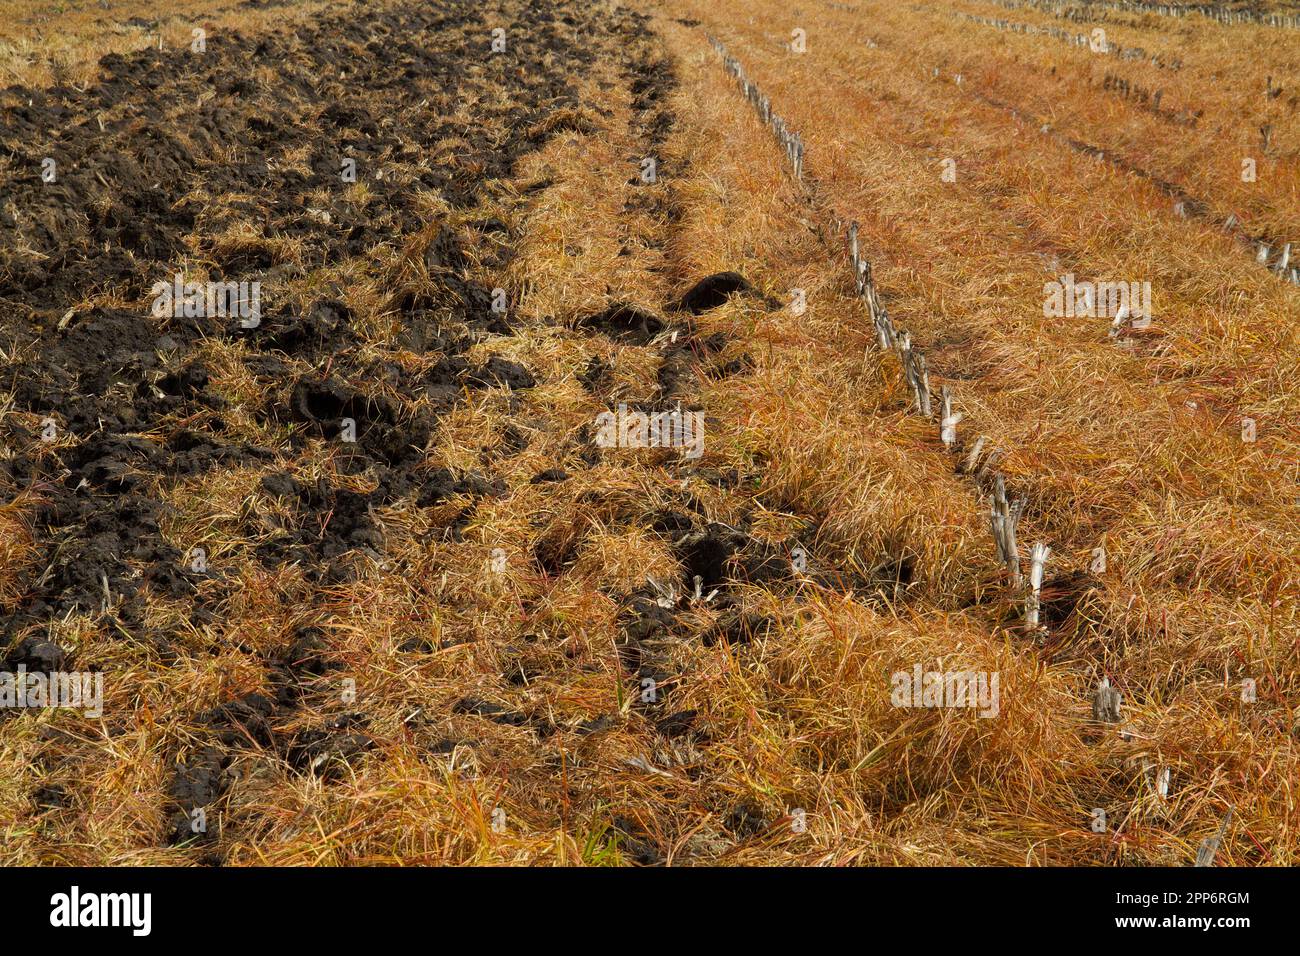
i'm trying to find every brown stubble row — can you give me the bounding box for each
[654,25,1150,865]
[768,0,1300,426]
[880,0,1300,259]
[674,0,1298,575]
[652,0,1297,864]
[962,0,1300,33]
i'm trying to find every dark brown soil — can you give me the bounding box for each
[0,0,672,858]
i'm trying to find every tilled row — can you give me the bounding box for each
[0,0,666,859]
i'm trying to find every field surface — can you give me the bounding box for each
[0,0,1296,865]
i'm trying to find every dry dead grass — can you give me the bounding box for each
[1,0,1295,866]
[650,0,1297,864]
